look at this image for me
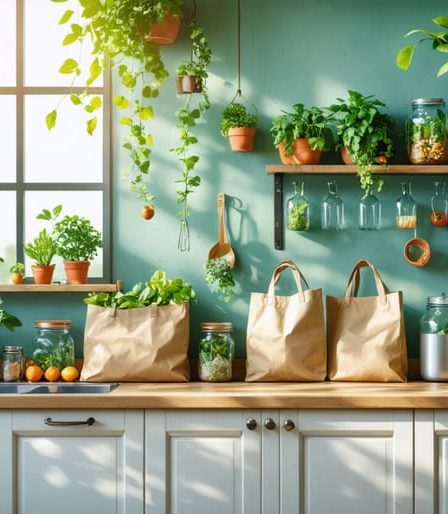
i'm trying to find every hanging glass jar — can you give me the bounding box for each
[198,322,234,382]
[406,98,448,164]
[32,320,75,371]
[359,191,381,230]
[321,180,344,230]
[286,180,309,231]
[396,182,417,229]
[431,181,448,227]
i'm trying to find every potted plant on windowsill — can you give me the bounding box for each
[9,262,25,285]
[220,102,257,152]
[53,215,103,284]
[270,103,333,165]
[328,90,394,194]
[24,230,57,285]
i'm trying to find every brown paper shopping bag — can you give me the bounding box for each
[327,260,408,382]
[246,260,326,382]
[80,303,190,382]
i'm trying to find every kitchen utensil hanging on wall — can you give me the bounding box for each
[403,205,431,267]
[208,192,236,269]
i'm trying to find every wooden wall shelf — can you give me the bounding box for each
[0,281,122,293]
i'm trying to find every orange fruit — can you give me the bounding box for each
[25,365,44,382]
[141,204,155,220]
[61,366,79,382]
[44,366,60,382]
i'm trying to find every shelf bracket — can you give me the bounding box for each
[274,173,284,250]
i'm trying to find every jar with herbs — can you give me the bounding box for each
[406,98,448,164]
[198,322,234,382]
[32,320,75,371]
[286,180,309,231]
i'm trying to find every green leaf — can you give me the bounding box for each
[113,95,129,109]
[70,94,82,105]
[396,45,415,70]
[437,61,448,76]
[120,117,132,126]
[46,110,57,130]
[51,0,68,2]
[37,209,52,221]
[139,106,154,120]
[89,96,102,110]
[436,43,448,53]
[145,135,153,145]
[59,58,79,74]
[86,57,102,86]
[58,9,73,24]
[86,117,97,136]
[433,16,448,29]
[62,32,78,45]
[53,205,63,217]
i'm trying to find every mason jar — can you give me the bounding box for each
[33,320,75,371]
[2,346,24,382]
[198,322,234,382]
[406,98,448,164]
[420,294,448,381]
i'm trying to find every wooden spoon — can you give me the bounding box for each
[208,192,236,269]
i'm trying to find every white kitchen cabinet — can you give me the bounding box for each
[1,409,144,514]
[145,410,261,514]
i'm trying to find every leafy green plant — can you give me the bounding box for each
[199,334,232,381]
[397,16,448,77]
[53,215,103,262]
[287,204,309,231]
[0,297,22,332]
[24,230,57,266]
[9,262,24,274]
[205,258,236,303]
[220,103,257,136]
[328,90,394,193]
[48,0,184,205]
[84,270,196,308]
[270,103,333,155]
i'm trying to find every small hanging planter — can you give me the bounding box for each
[144,12,181,45]
[176,74,202,94]
[227,127,256,152]
[220,99,257,152]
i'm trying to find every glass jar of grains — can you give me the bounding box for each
[2,346,24,382]
[33,320,75,371]
[198,322,235,382]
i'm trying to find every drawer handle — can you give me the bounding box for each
[44,417,96,427]
[264,418,276,430]
[283,419,295,431]
[245,418,258,431]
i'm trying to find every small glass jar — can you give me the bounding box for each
[33,320,75,371]
[406,98,448,164]
[2,346,24,382]
[396,182,417,229]
[359,191,381,230]
[286,180,309,232]
[198,322,234,382]
[431,181,448,227]
[321,180,344,230]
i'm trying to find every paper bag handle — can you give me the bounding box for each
[267,260,309,302]
[345,260,388,305]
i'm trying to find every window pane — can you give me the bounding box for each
[24,0,102,87]
[24,95,103,183]
[0,96,16,182]
[0,192,17,284]
[0,0,16,86]
[25,191,103,280]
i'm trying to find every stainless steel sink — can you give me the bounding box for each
[0,382,118,394]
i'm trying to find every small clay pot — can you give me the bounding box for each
[291,138,322,164]
[176,75,202,94]
[144,13,181,45]
[11,273,24,285]
[278,142,295,165]
[64,260,90,284]
[341,146,355,165]
[403,238,431,267]
[32,264,55,285]
[228,127,256,152]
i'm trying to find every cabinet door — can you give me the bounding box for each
[145,410,261,514]
[3,409,144,514]
[279,409,413,514]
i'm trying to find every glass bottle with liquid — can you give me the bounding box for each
[396,182,417,229]
[286,181,310,231]
[321,180,344,230]
[431,181,448,227]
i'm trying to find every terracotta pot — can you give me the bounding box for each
[341,146,355,165]
[228,127,256,152]
[63,260,90,284]
[403,238,431,267]
[176,75,202,94]
[11,273,24,285]
[144,13,181,45]
[278,142,295,165]
[32,264,55,285]
[278,139,322,165]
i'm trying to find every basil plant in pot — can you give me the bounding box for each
[24,230,58,285]
[53,215,103,284]
[220,102,257,152]
[270,103,333,164]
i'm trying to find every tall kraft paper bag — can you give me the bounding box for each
[80,303,190,382]
[246,260,326,382]
[327,259,408,382]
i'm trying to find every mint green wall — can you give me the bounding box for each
[2,0,447,359]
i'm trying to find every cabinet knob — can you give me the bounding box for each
[283,419,295,431]
[245,418,258,431]
[264,418,276,430]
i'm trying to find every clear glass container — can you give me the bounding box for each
[431,181,448,227]
[198,322,234,382]
[359,191,381,230]
[33,320,75,371]
[396,182,417,229]
[406,98,448,164]
[321,180,344,230]
[286,180,309,231]
[421,294,448,335]
[2,346,24,382]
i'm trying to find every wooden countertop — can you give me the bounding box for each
[2,381,448,409]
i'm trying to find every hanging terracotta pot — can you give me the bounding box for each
[144,13,181,45]
[63,260,90,285]
[32,264,55,285]
[227,127,256,152]
[176,75,202,94]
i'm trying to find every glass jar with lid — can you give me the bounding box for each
[396,182,417,229]
[198,322,234,382]
[2,346,24,382]
[406,98,448,164]
[286,181,310,231]
[33,320,75,371]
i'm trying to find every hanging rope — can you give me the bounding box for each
[236,0,241,96]
[190,0,197,63]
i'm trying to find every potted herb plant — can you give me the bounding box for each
[270,103,333,165]
[53,215,103,284]
[24,230,57,285]
[328,90,394,193]
[9,262,25,285]
[143,2,184,45]
[220,102,257,152]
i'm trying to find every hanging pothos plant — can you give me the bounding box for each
[48,0,184,213]
[172,22,212,251]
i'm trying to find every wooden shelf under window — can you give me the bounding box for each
[0,281,122,293]
[266,164,448,174]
